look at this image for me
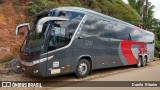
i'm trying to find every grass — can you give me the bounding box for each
[0,55,14,63]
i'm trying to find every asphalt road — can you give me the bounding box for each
[53,64,160,90]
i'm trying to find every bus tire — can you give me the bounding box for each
[137,57,142,68]
[142,56,147,67]
[75,59,90,78]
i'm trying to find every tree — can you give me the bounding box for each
[143,3,155,30]
[128,0,155,30]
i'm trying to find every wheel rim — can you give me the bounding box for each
[143,58,147,65]
[78,62,88,75]
[138,59,141,67]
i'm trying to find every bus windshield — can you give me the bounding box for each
[21,11,50,54]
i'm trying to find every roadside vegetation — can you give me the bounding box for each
[0,56,14,63]
[27,0,140,25]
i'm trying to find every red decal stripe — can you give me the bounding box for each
[121,40,146,65]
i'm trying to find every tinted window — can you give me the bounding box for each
[67,12,84,39]
[48,23,67,50]
[56,11,84,39]
[100,21,132,40]
[100,21,117,39]
[81,16,104,37]
[81,16,132,40]
[144,32,154,43]
[48,11,84,51]
[117,25,132,40]
[130,29,143,41]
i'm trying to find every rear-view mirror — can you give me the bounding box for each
[16,23,30,36]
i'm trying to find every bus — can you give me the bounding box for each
[16,7,155,78]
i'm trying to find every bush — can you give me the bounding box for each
[0,55,14,63]
[27,0,58,17]
[26,0,140,25]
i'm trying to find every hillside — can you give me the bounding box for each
[0,0,29,61]
[27,0,140,24]
[0,0,140,61]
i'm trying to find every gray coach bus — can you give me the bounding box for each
[16,7,155,78]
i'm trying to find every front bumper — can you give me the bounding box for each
[19,60,47,78]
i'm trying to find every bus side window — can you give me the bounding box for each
[48,23,67,51]
[67,17,82,40]
[116,24,131,40]
[80,15,104,38]
[130,28,143,41]
[67,11,84,40]
[48,11,84,51]
[100,21,117,39]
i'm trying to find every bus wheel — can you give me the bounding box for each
[137,57,142,68]
[142,56,147,67]
[75,59,90,78]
